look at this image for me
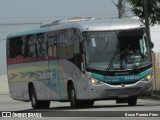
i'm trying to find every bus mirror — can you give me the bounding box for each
[150,42,154,49]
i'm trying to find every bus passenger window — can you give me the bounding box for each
[48,44,57,59]
[28,35,36,58]
[57,29,74,59]
[24,39,29,58]
[9,37,23,58]
[47,31,58,59]
[36,34,48,58]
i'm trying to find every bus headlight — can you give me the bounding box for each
[146,74,151,80]
[89,78,101,85]
[141,74,152,81]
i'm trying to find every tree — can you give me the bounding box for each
[127,0,160,45]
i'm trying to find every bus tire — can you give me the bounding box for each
[30,86,50,109]
[39,101,50,109]
[69,83,79,108]
[80,101,94,107]
[30,86,40,109]
[128,96,137,106]
[85,101,94,107]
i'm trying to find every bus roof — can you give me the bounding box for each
[7,18,145,39]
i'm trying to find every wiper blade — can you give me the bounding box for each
[106,50,118,71]
[106,39,119,71]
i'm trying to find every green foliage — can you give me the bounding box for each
[127,0,160,25]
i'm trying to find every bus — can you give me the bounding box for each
[7,17,153,109]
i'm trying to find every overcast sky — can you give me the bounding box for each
[0,0,159,50]
[0,0,123,40]
[0,0,159,74]
[0,0,127,74]
[0,0,118,20]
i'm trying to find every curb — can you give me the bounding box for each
[139,91,160,100]
[151,91,160,100]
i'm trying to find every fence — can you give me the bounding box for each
[152,52,160,91]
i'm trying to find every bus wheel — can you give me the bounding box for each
[40,101,50,109]
[30,86,40,109]
[80,101,94,107]
[128,96,137,106]
[85,101,94,107]
[30,86,50,109]
[69,84,79,108]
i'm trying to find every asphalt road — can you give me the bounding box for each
[0,94,160,120]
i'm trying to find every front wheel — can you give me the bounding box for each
[128,96,137,106]
[79,101,94,107]
[69,84,79,108]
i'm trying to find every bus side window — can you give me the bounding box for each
[8,37,24,64]
[23,38,29,58]
[48,44,57,59]
[9,37,23,58]
[9,39,16,58]
[27,35,35,58]
[57,29,74,59]
[16,38,23,56]
[47,31,57,59]
[36,34,48,58]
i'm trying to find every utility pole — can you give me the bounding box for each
[118,0,125,18]
[111,0,125,18]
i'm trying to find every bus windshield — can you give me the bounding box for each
[84,29,151,71]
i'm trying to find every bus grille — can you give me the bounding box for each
[105,87,140,96]
[106,81,138,85]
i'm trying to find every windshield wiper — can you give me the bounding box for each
[106,46,119,71]
[106,37,120,72]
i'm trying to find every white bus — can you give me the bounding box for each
[7,17,153,109]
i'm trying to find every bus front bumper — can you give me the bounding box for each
[88,79,153,100]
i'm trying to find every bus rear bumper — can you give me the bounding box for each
[88,79,153,100]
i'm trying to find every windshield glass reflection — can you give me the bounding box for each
[84,29,151,71]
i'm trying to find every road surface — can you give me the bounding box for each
[0,94,160,120]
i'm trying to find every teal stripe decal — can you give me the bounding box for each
[92,69,151,83]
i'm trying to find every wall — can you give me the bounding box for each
[0,40,7,74]
[0,75,9,94]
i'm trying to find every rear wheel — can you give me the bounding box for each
[128,96,137,106]
[30,86,50,109]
